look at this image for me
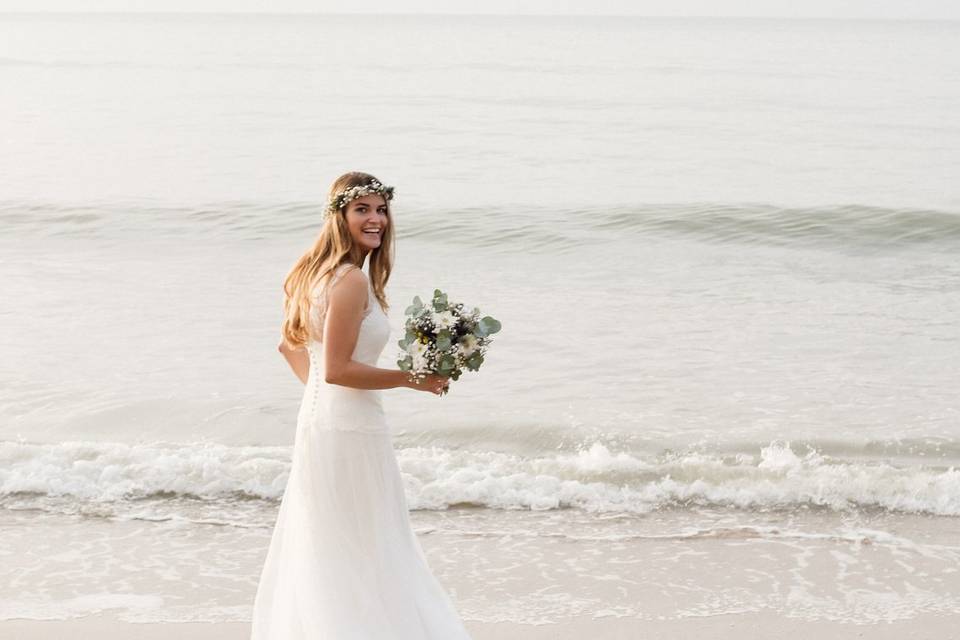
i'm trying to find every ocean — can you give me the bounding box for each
[1,11,958,626]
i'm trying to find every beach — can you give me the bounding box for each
[1,10,959,636]
[2,506,958,636]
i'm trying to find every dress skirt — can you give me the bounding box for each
[250,425,473,639]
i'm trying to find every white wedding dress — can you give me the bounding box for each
[251,263,472,639]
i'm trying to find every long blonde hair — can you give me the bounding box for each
[280,171,395,349]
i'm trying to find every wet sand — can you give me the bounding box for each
[2,611,956,640]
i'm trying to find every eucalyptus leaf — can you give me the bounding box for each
[438,354,456,374]
[479,316,501,335]
[432,289,448,311]
[405,295,424,316]
[465,352,484,371]
[435,329,452,351]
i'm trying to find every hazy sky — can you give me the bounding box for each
[0,0,958,20]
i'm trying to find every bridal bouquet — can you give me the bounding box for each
[396,289,501,393]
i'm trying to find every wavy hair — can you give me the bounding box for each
[280,171,395,349]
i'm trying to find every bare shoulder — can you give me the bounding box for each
[335,264,367,287]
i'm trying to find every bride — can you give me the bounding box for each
[250,172,473,639]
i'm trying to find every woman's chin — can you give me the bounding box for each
[359,235,382,249]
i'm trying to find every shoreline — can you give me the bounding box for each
[2,506,958,628]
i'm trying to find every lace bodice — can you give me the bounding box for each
[309,263,371,342]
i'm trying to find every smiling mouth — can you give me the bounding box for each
[363,229,381,237]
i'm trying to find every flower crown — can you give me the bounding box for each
[324,180,395,219]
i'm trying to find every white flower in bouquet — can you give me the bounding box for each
[431,309,457,330]
[405,338,428,357]
[396,288,501,395]
[459,333,479,357]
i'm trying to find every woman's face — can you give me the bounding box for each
[345,194,388,254]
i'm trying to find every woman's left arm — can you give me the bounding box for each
[278,339,310,385]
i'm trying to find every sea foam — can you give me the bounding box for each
[1,439,957,518]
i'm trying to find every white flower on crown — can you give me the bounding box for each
[324,180,395,219]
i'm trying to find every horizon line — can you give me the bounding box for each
[0,10,957,22]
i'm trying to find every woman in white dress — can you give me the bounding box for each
[251,171,473,639]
